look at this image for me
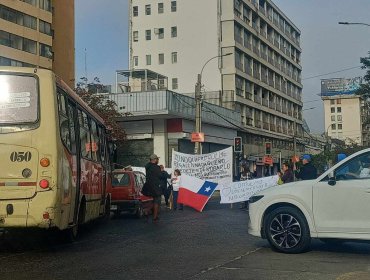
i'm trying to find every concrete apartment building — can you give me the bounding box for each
[0,0,75,87]
[128,0,304,166]
[321,78,363,145]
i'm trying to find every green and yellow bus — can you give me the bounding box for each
[0,67,112,238]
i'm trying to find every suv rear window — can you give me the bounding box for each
[0,74,38,124]
[112,173,130,187]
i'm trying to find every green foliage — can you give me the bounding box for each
[75,77,126,142]
[311,143,365,174]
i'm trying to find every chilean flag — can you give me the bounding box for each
[177,175,218,212]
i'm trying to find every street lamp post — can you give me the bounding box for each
[194,53,232,154]
[338,22,370,27]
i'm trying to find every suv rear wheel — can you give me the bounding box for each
[264,207,311,254]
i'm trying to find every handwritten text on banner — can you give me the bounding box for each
[171,147,233,185]
[220,176,279,204]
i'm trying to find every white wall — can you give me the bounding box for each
[324,96,362,144]
[130,0,221,93]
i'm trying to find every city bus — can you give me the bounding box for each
[0,67,112,239]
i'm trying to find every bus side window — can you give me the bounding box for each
[91,120,100,162]
[57,90,72,151]
[67,101,77,153]
[99,127,106,164]
[78,109,92,159]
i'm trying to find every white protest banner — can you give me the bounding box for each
[171,147,233,185]
[220,175,279,204]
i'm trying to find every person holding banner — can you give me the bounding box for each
[171,169,183,211]
[280,162,294,184]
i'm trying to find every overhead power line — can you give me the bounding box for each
[302,66,362,81]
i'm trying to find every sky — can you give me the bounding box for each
[75,0,370,133]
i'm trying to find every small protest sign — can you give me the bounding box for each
[220,175,279,204]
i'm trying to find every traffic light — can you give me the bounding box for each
[234,137,242,153]
[265,142,272,155]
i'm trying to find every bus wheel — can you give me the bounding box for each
[64,201,85,242]
[103,197,111,221]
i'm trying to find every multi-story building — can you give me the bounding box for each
[0,0,75,87]
[128,0,304,167]
[321,78,363,145]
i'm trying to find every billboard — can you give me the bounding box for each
[321,77,362,97]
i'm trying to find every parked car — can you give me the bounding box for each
[248,148,370,253]
[110,170,153,218]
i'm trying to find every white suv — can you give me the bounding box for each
[248,148,370,253]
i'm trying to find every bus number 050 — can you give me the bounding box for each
[10,151,32,162]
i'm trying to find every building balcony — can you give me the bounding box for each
[107,90,241,129]
[263,122,270,130]
[262,99,269,107]
[255,120,262,128]
[269,102,276,110]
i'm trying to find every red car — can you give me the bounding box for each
[110,171,153,218]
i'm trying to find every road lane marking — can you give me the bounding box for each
[188,247,262,279]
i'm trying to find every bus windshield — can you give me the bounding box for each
[0,74,38,125]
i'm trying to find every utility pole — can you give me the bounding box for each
[194,74,202,155]
[193,53,233,155]
[293,120,297,159]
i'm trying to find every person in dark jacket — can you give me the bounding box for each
[159,165,171,207]
[145,154,162,222]
[294,154,317,180]
[281,162,294,183]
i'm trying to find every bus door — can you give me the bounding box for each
[67,101,81,225]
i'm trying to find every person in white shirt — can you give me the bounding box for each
[171,169,183,211]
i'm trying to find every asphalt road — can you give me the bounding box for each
[1,199,370,280]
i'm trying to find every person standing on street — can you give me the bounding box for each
[294,154,317,180]
[145,154,162,222]
[171,169,183,211]
[159,165,171,208]
[280,162,294,183]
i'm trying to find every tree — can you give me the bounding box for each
[356,51,370,146]
[75,77,126,142]
[356,51,370,98]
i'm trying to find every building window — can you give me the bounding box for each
[331,124,336,130]
[39,0,52,12]
[159,53,164,64]
[158,28,164,39]
[171,26,177,38]
[337,115,342,121]
[133,6,138,16]
[39,43,52,58]
[39,19,52,36]
[331,107,335,113]
[330,100,335,105]
[133,31,139,42]
[158,3,164,14]
[172,78,178,90]
[338,124,343,130]
[331,115,335,121]
[171,52,177,64]
[0,56,34,67]
[146,55,151,65]
[133,56,138,66]
[145,30,151,41]
[23,14,37,29]
[21,0,37,6]
[337,99,341,104]
[145,4,151,15]
[171,1,177,12]
[337,107,342,113]
[0,5,37,30]
[23,38,36,54]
